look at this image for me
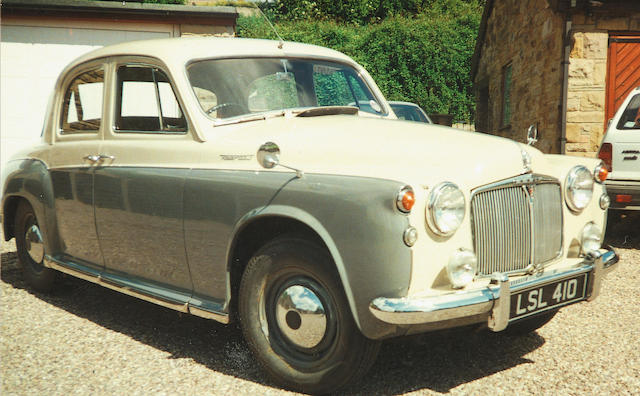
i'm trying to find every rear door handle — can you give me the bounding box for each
[84,154,115,162]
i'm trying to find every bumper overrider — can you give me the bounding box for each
[370,247,619,332]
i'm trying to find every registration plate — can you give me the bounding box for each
[509,273,588,321]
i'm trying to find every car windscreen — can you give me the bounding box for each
[186,58,383,119]
[616,93,640,130]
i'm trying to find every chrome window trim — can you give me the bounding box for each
[470,174,564,277]
[109,59,191,137]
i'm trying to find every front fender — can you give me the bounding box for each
[230,174,414,339]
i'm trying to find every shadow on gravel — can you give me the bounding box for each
[604,211,640,250]
[342,329,543,395]
[1,248,545,395]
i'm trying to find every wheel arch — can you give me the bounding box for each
[226,205,363,330]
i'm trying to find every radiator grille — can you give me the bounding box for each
[471,178,562,275]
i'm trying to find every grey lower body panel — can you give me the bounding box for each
[369,247,619,333]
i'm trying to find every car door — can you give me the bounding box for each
[48,63,105,271]
[94,59,197,300]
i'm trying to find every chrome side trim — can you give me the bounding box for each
[369,247,619,329]
[44,255,229,324]
[189,306,230,323]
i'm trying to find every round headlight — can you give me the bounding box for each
[565,166,594,212]
[447,249,477,289]
[581,222,602,255]
[427,182,465,236]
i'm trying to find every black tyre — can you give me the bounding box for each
[505,310,558,336]
[14,201,57,292]
[238,238,380,394]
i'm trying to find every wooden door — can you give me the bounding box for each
[606,35,640,127]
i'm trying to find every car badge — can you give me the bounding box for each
[521,149,532,173]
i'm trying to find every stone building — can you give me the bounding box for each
[472,0,640,157]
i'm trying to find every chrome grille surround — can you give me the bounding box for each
[470,174,563,276]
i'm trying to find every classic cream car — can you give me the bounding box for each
[1,37,619,393]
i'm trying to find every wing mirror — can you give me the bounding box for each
[527,125,538,146]
[257,141,280,169]
[257,142,303,178]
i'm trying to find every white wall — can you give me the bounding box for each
[1,21,174,174]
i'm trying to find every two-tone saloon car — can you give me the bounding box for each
[1,37,619,393]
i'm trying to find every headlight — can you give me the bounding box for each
[565,166,594,212]
[580,222,602,255]
[426,182,465,236]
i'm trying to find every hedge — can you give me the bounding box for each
[237,4,481,122]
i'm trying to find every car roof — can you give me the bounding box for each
[67,36,356,69]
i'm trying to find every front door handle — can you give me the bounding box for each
[84,154,115,162]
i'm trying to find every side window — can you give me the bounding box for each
[60,69,104,134]
[115,65,187,133]
[616,94,640,130]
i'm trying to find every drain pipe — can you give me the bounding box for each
[560,13,572,155]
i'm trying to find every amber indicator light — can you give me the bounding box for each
[402,190,416,212]
[596,166,608,182]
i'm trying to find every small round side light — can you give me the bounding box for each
[599,194,610,210]
[594,163,608,183]
[403,227,418,247]
[396,186,415,213]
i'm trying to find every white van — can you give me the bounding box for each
[598,87,640,211]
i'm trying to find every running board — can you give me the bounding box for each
[44,256,229,324]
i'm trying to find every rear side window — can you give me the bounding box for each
[115,65,187,134]
[616,93,640,130]
[60,69,104,134]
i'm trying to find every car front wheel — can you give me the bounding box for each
[238,237,380,394]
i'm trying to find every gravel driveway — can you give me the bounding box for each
[2,213,639,395]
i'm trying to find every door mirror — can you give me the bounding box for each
[527,125,538,146]
[257,142,280,169]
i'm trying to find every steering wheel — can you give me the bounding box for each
[205,102,248,117]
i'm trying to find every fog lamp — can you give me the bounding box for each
[580,222,602,255]
[447,248,477,289]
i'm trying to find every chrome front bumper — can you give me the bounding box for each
[369,247,619,332]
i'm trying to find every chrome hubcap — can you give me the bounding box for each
[275,285,327,349]
[25,224,44,263]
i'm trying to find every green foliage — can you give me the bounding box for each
[93,0,186,4]
[264,0,427,24]
[238,0,482,121]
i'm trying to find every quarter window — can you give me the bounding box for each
[60,69,104,134]
[115,65,187,133]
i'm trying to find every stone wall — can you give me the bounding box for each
[566,12,640,157]
[474,0,565,154]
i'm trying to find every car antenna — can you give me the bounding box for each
[253,4,285,49]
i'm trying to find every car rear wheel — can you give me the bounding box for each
[238,237,380,394]
[15,201,57,292]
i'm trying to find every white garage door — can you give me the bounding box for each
[0,25,172,172]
